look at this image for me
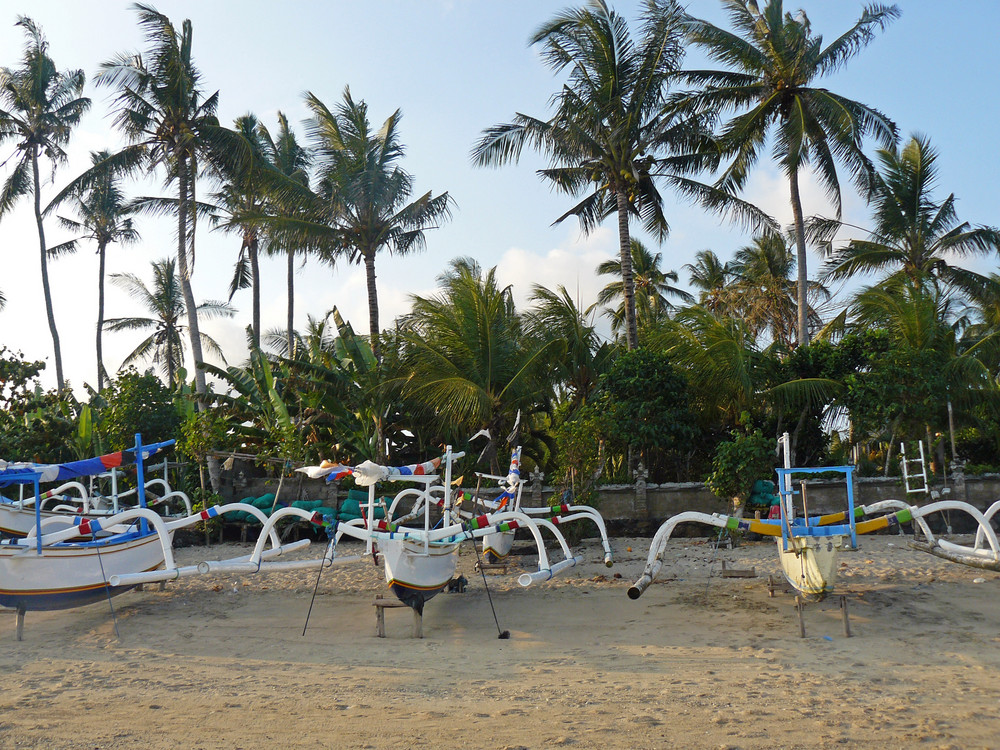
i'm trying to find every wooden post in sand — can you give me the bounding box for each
[840,595,852,638]
[15,606,25,641]
[795,596,806,638]
[374,596,423,638]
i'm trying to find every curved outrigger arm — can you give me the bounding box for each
[627,512,738,600]
[522,503,614,567]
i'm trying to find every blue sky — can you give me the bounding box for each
[1,0,998,393]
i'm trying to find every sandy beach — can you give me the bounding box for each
[3,533,1000,749]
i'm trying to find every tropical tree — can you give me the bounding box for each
[648,304,777,430]
[0,16,91,390]
[261,112,312,356]
[397,258,556,470]
[684,249,732,313]
[842,282,995,450]
[306,87,453,362]
[212,113,273,349]
[473,0,771,351]
[52,3,247,403]
[821,134,1000,297]
[524,283,611,412]
[728,233,828,347]
[681,0,899,346]
[105,258,234,388]
[597,238,693,335]
[47,149,139,391]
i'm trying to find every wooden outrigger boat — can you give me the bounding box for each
[0,435,178,614]
[298,446,597,614]
[0,457,191,538]
[629,434,1000,602]
[467,447,613,568]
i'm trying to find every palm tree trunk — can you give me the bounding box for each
[250,237,260,349]
[286,247,295,357]
[96,241,107,391]
[32,149,64,391]
[789,169,810,347]
[364,250,381,363]
[176,154,207,402]
[615,188,639,350]
[179,156,222,492]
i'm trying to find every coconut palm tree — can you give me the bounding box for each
[397,258,556,471]
[729,234,829,347]
[681,0,899,346]
[212,114,273,349]
[47,149,139,391]
[105,258,234,388]
[684,249,733,314]
[821,135,1000,298]
[525,283,611,411]
[51,3,248,403]
[0,16,90,391]
[597,238,693,335]
[260,112,311,356]
[306,88,453,363]
[473,0,772,351]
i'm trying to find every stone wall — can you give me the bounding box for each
[223,462,1000,529]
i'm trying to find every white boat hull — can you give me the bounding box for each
[778,535,843,601]
[381,538,458,613]
[482,530,515,562]
[0,531,171,611]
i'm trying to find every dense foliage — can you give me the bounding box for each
[2,2,1000,501]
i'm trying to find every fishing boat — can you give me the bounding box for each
[628,433,1000,602]
[0,435,178,614]
[298,446,590,613]
[1,435,340,640]
[467,447,614,568]
[0,456,191,538]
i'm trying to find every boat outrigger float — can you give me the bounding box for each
[629,434,1000,602]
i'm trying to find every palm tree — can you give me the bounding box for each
[684,249,732,314]
[597,238,693,335]
[105,258,234,388]
[212,114,272,349]
[729,234,829,347]
[681,0,899,346]
[822,135,1000,297]
[473,0,771,351]
[0,17,90,390]
[260,112,311,356]
[47,149,139,391]
[525,283,611,411]
[397,258,555,470]
[52,3,247,403]
[648,304,776,429]
[306,88,453,363]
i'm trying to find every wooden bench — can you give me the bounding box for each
[373,595,423,638]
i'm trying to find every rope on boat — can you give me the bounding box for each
[93,529,120,640]
[302,522,339,637]
[469,475,509,639]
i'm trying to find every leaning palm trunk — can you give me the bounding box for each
[789,169,810,347]
[32,148,64,390]
[177,154,220,492]
[616,189,639,350]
